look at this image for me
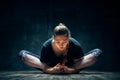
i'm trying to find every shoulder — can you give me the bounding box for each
[42,38,52,48]
[69,37,81,47]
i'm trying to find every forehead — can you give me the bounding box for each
[54,35,69,41]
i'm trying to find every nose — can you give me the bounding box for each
[59,42,64,47]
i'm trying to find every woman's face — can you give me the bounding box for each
[53,35,69,51]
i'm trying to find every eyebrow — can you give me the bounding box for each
[55,39,68,41]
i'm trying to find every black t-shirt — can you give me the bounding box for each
[40,37,84,67]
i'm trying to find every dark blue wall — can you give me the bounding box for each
[0,0,119,71]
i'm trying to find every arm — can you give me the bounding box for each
[40,46,58,73]
[62,66,78,74]
[43,63,62,74]
[61,58,83,74]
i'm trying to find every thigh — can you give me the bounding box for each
[19,50,40,58]
[19,50,40,62]
[85,48,102,57]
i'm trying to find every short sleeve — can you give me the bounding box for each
[74,45,84,59]
[40,45,55,67]
[40,46,48,63]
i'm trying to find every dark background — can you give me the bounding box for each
[0,0,119,71]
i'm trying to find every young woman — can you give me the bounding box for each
[19,23,102,74]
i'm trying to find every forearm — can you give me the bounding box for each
[65,67,79,73]
[43,67,54,74]
[43,66,60,74]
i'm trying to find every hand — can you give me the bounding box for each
[61,64,77,73]
[43,63,77,74]
[44,63,62,74]
[52,63,62,73]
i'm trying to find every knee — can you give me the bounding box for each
[19,50,28,57]
[94,48,102,53]
[93,48,102,57]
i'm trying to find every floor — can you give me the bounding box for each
[0,70,120,80]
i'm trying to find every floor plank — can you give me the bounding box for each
[0,70,120,80]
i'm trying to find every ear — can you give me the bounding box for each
[52,35,55,38]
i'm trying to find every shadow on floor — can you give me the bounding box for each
[0,70,120,80]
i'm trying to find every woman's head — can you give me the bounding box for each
[53,23,71,38]
[52,23,71,51]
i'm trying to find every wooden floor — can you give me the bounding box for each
[0,70,120,80]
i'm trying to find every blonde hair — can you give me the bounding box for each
[53,23,71,37]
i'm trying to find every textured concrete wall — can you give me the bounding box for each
[0,0,119,71]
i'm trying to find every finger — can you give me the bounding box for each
[61,64,65,66]
[56,63,61,67]
[56,68,62,73]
